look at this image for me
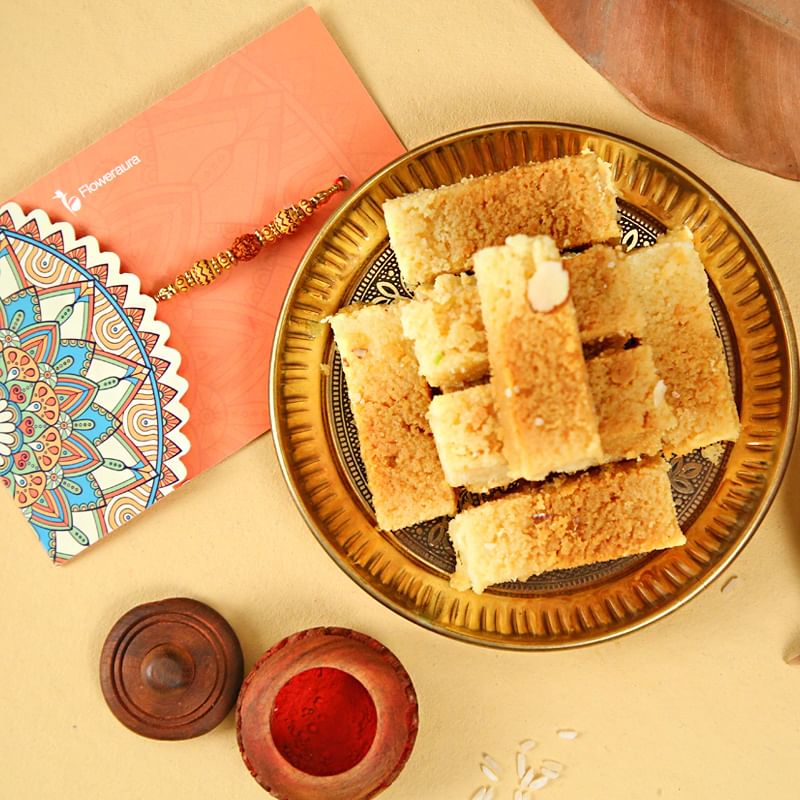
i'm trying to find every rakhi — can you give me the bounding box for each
[153,175,350,302]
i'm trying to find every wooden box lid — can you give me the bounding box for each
[100,597,244,740]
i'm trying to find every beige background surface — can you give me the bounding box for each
[1,1,798,798]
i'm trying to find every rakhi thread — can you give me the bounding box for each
[153,175,350,302]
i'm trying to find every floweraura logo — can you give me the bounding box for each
[53,190,81,214]
[51,154,142,215]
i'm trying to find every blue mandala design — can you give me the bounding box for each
[0,204,189,562]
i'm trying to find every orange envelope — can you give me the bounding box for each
[9,7,404,482]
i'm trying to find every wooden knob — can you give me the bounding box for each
[140,644,195,691]
[100,597,244,740]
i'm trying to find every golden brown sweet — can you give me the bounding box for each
[566,243,645,346]
[383,152,620,287]
[329,303,456,530]
[399,273,488,390]
[429,345,676,490]
[587,345,676,462]
[473,234,602,480]
[449,457,685,593]
[627,228,740,454]
[428,383,515,492]
[400,244,645,396]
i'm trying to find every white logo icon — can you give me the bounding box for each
[52,189,82,214]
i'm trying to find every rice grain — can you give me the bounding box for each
[516,752,527,779]
[482,754,502,775]
[481,764,499,783]
[520,767,535,788]
[541,767,560,780]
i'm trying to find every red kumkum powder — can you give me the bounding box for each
[270,666,378,776]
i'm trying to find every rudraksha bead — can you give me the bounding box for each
[230,233,263,262]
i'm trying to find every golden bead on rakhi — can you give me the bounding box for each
[153,175,350,303]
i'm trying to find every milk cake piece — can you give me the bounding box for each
[402,246,646,393]
[473,234,602,480]
[627,228,740,455]
[428,383,516,492]
[330,303,456,530]
[566,244,645,345]
[400,273,488,390]
[430,347,674,491]
[384,152,620,287]
[449,458,684,594]
[587,345,677,462]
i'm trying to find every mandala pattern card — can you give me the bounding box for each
[2,8,404,561]
[0,204,189,562]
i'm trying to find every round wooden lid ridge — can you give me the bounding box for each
[100,598,244,740]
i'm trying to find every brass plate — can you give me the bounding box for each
[270,123,798,649]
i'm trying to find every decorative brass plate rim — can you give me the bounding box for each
[270,121,799,650]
